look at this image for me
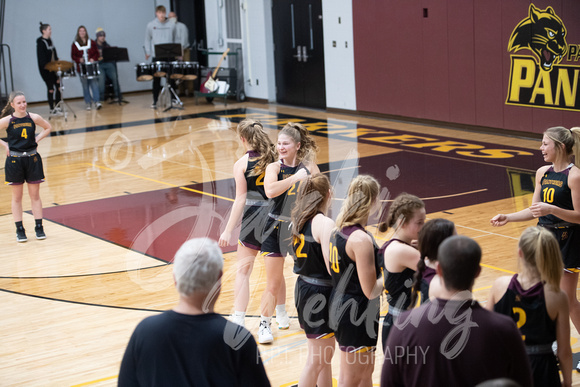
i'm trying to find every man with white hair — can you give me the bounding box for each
[118,238,270,386]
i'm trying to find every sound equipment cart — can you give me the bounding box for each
[195,48,245,105]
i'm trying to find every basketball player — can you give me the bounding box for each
[378,193,425,350]
[328,175,382,386]
[258,122,319,344]
[491,127,580,343]
[487,226,572,387]
[408,218,456,307]
[290,174,335,387]
[0,91,51,242]
[218,119,277,327]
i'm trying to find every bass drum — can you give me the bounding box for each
[135,63,153,81]
[182,61,198,80]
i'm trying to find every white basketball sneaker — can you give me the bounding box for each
[258,320,274,344]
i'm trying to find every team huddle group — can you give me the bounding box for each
[122,119,580,386]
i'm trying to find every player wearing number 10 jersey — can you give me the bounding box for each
[328,175,382,386]
[491,126,580,340]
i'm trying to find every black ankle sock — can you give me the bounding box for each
[35,219,43,228]
[15,221,24,230]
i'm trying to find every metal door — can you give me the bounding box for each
[272,0,326,109]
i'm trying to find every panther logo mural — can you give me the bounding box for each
[508,4,567,72]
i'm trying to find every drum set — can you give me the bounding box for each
[135,60,198,111]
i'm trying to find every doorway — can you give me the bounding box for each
[272,0,326,109]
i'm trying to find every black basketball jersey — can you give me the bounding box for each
[292,216,331,280]
[269,160,308,220]
[7,113,37,153]
[244,151,267,203]
[539,164,574,226]
[379,239,416,309]
[329,224,380,297]
[494,274,556,346]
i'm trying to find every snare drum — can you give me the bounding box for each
[169,61,184,79]
[135,63,153,81]
[80,62,100,79]
[182,61,199,80]
[153,61,169,77]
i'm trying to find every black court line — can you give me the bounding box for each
[0,263,170,280]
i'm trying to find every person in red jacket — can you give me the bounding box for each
[71,25,101,110]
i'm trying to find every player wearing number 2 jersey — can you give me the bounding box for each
[488,226,572,387]
[258,122,319,344]
[0,91,51,242]
[491,126,580,358]
[290,174,335,387]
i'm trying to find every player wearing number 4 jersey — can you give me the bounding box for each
[491,126,580,370]
[0,91,51,243]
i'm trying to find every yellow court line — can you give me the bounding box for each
[70,375,117,387]
[481,263,516,275]
[473,285,492,293]
[380,188,488,203]
[85,163,235,202]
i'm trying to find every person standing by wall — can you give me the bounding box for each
[95,28,123,104]
[71,26,101,110]
[36,22,61,112]
[144,5,176,108]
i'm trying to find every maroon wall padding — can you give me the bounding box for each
[448,0,476,125]
[473,0,504,130]
[354,0,424,118]
[354,0,580,135]
[422,1,450,123]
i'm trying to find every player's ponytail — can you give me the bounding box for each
[290,174,331,243]
[570,127,580,168]
[237,119,277,176]
[519,226,562,291]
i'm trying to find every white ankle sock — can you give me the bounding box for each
[275,304,286,315]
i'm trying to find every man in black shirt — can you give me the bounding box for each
[118,238,270,387]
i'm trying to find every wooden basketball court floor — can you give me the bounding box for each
[1,92,579,386]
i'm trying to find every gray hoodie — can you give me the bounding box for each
[144,17,176,58]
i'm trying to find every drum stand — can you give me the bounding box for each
[49,71,77,122]
[159,74,183,112]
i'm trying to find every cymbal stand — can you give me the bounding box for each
[159,74,183,112]
[49,69,77,122]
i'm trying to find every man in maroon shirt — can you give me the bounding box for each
[381,235,532,387]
